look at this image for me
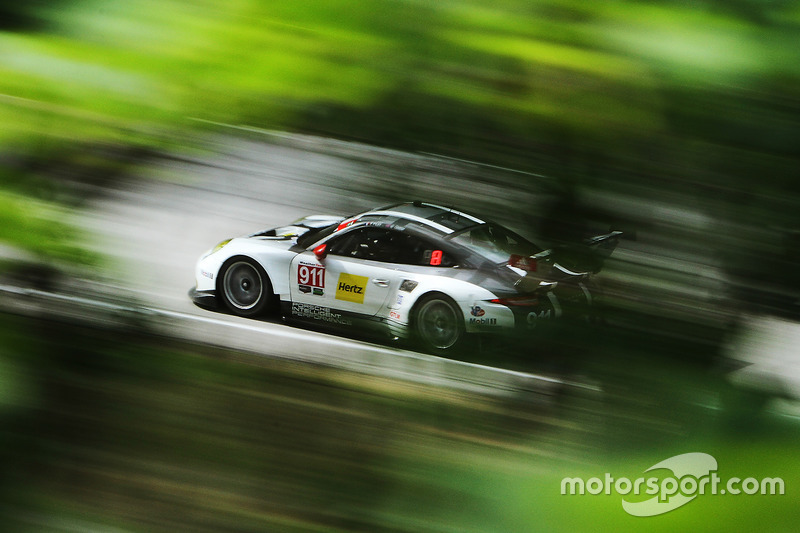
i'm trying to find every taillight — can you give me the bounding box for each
[489,296,539,306]
[508,254,537,272]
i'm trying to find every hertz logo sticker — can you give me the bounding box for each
[335,273,368,304]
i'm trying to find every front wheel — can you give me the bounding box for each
[413,294,465,354]
[218,258,273,317]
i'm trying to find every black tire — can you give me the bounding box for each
[218,257,274,317]
[413,294,465,354]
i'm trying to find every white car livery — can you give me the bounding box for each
[191,202,619,353]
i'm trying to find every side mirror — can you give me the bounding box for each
[313,243,327,260]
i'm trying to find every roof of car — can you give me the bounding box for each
[363,202,485,235]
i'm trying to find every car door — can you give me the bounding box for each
[289,226,402,319]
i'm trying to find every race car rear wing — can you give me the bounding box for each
[514,230,624,292]
[583,230,623,266]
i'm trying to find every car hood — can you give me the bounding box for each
[249,215,344,239]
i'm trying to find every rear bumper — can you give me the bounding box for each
[506,291,563,331]
[460,292,563,334]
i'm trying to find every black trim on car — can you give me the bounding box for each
[189,288,218,309]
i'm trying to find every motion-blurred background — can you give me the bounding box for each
[1,1,799,531]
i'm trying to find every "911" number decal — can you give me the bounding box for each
[298,264,325,288]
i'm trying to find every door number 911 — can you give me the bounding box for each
[298,264,325,288]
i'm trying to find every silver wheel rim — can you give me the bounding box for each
[417,299,460,349]
[223,261,263,310]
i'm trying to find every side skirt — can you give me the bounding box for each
[281,300,400,340]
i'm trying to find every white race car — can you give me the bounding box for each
[191,202,619,353]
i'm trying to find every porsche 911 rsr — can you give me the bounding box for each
[191,202,620,353]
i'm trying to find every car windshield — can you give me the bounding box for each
[296,223,338,248]
[448,223,542,264]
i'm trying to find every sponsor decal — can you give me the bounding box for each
[291,302,351,325]
[201,270,214,279]
[470,305,485,317]
[389,310,401,320]
[298,285,311,294]
[336,218,357,232]
[363,220,391,228]
[469,317,497,325]
[312,288,324,296]
[335,273,368,304]
[298,263,325,289]
[395,294,404,306]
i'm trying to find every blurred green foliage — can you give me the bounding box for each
[0,0,797,170]
[0,189,98,266]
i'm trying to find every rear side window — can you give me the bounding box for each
[393,233,456,267]
[449,223,541,264]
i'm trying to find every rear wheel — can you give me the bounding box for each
[218,258,273,317]
[413,294,464,354]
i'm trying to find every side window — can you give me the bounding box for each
[327,228,398,262]
[327,228,367,257]
[327,228,456,266]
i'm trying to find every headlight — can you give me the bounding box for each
[212,238,232,254]
[200,238,232,260]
